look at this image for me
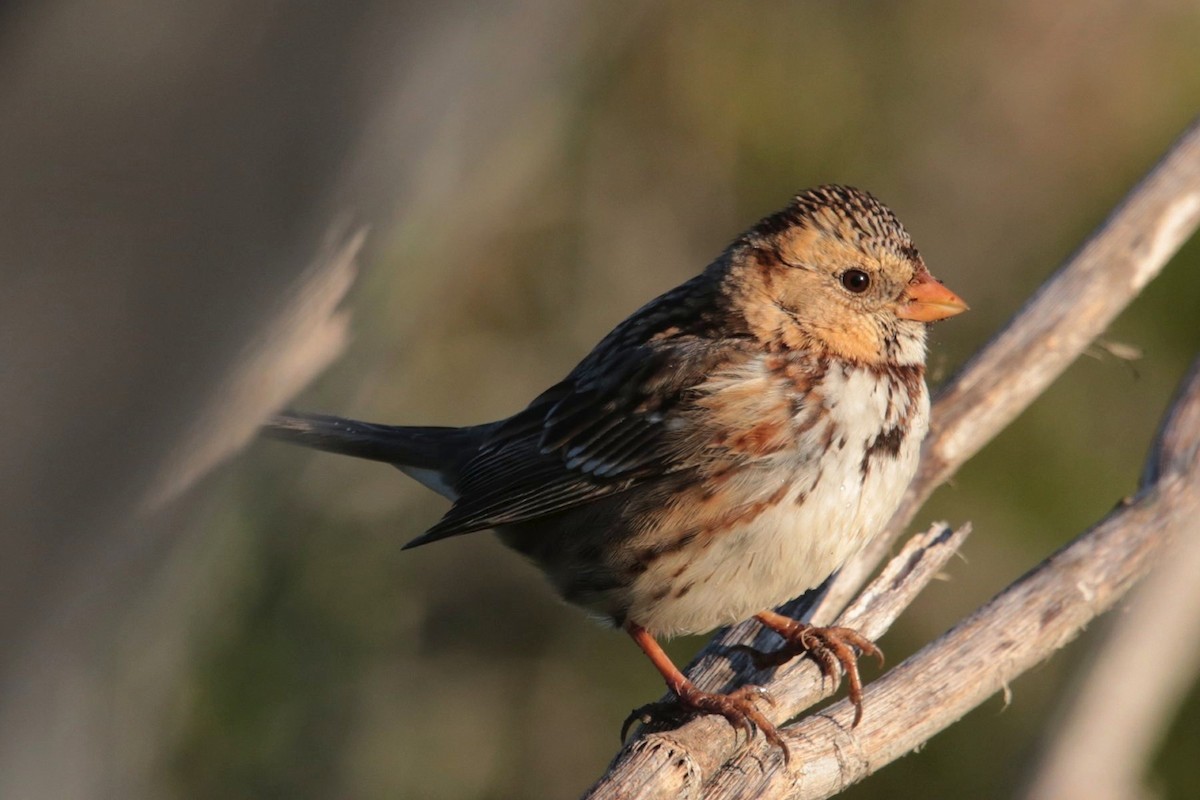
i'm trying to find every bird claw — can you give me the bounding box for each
[620,682,788,762]
[740,619,882,727]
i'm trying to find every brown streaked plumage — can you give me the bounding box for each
[263,185,967,758]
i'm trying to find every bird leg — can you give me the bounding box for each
[620,622,787,758]
[732,609,883,726]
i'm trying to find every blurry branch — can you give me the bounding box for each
[1019,476,1200,800]
[143,228,363,510]
[585,116,1200,799]
[1020,342,1200,800]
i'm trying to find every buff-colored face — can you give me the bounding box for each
[732,187,966,365]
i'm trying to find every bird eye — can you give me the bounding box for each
[840,269,871,294]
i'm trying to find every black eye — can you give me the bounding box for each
[840,269,871,293]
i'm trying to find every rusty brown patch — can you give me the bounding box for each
[726,418,791,455]
[764,353,788,374]
[643,480,793,572]
[693,482,792,539]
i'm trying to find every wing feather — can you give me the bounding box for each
[408,275,754,546]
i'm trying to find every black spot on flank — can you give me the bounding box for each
[861,425,906,476]
[872,426,905,456]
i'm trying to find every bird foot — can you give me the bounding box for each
[731,618,882,726]
[621,682,788,760]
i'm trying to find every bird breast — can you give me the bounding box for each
[625,357,929,638]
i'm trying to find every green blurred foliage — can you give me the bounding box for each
[171,2,1200,797]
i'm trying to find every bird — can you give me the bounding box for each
[263,185,967,756]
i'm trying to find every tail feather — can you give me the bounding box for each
[263,410,478,474]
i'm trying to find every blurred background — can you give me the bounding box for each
[2,1,1199,798]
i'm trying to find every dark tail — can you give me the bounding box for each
[262,410,477,471]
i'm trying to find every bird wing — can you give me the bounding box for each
[404,277,752,547]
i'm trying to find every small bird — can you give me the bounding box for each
[264,185,966,754]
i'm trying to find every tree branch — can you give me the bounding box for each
[584,115,1200,799]
[1019,374,1200,800]
[701,357,1200,799]
[820,112,1200,619]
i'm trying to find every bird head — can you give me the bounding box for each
[726,185,967,366]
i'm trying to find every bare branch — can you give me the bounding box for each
[584,115,1200,799]
[1019,365,1200,800]
[701,357,1200,800]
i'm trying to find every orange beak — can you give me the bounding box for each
[897,270,968,322]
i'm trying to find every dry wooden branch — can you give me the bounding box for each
[1018,514,1200,800]
[700,357,1200,799]
[1019,377,1200,800]
[584,115,1200,799]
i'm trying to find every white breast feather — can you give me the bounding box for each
[632,362,929,638]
